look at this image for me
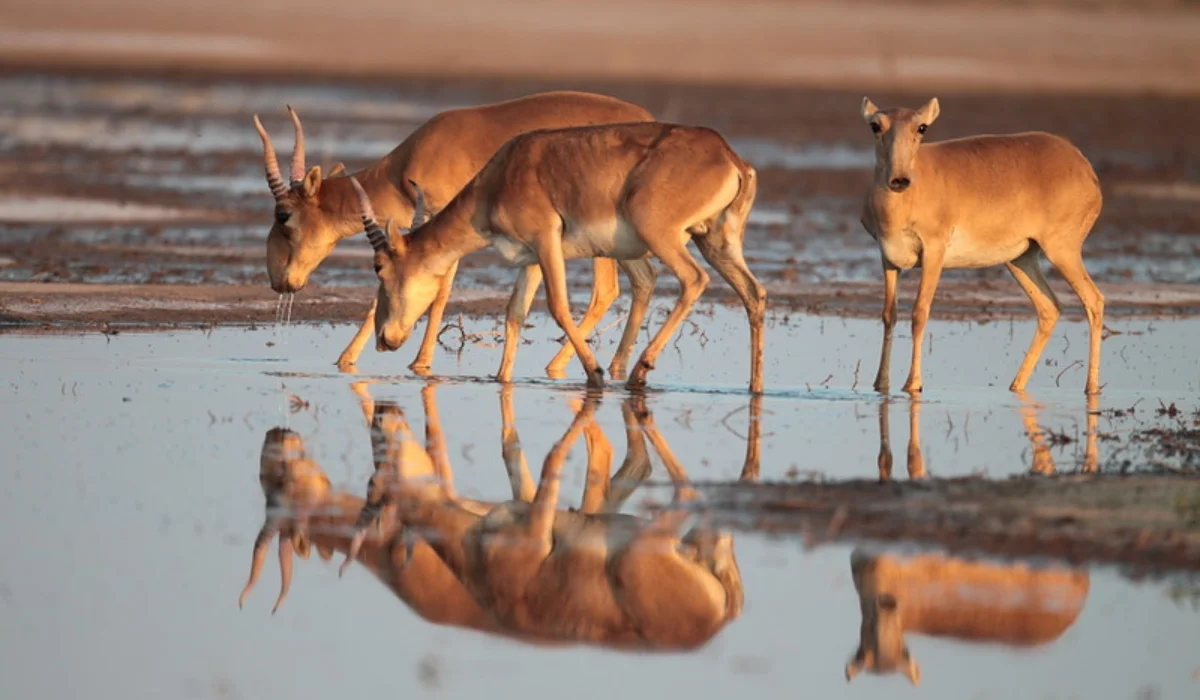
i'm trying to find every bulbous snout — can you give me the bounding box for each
[376,327,410,353]
[271,276,307,294]
[888,177,911,193]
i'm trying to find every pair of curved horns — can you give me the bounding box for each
[252,105,306,201]
[348,176,430,253]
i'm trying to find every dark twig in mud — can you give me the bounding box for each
[1102,324,1124,340]
[287,393,311,414]
[851,359,861,393]
[1055,359,1084,387]
[437,313,498,354]
[820,374,833,388]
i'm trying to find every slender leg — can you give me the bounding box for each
[603,399,653,512]
[902,245,946,395]
[574,397,614,514]
[609,259,657,380]
[877,398,894,481]
[874,265,899,393]
[627,238,710,390]
[694,236,768,394]
[1042,250,1105,395]
[496,265,544,383]
[1006,246,1063,392]
[410,260,460,372]
[740,395,764,482]
[906,399,926,478]
[1016,392,1055,475]
[537,234,606,388]
[421,382,456,499]
[529,396,598,541]
[499,385,536,501]
[546,258,620,377]
[349,380,376,429]
[1083,393,1099,473]
[336,299,376,369]
[636,403,700,535]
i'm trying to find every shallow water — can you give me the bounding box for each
[1,309,1198,699]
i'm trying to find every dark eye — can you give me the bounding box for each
[917,124,927,134]
[275,210,290,224]
[373,262,383,275]
[870,122,882,134]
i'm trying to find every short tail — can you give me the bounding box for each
[717,164,757,242]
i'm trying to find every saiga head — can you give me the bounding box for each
[861,97,940,194]
[844,550,921,686]
[239,427,335,614]
[348,176,443,353]
[254,106,352,293]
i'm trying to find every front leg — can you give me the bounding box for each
[902,245,945,395]
[410,260,459,372]
[537,237,605,389]
[336,299,377,370]
[873,264,899,393]
[496,265,543,383]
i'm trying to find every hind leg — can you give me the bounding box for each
[1042,248,1105,395]
[1006,246,1063,393]
[694,235,767,393]
[626,236,709,391]
[609,259,657,380]
[545,258,621,377]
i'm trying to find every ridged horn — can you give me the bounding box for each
[349,176,390,252]
[252,115,288,201]
[286,105,306,184]
[408,179,429,228]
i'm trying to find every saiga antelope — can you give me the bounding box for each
[860,97,1105,396]
[238,381,651,624]
[845,549,1090,685]
[252,92,658,377]
[352,122,766,392]
[344,392,757,649]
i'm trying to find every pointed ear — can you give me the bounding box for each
[920,97,940,125]
[300,166,322,198]
[861,97,879,124]
[383,218,408,253]
[325,162,346,178]
[904,657,921,686]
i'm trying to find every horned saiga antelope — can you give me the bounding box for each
[845,549,1089,686]
[352,122,766,392]
[252,92,658,377]
[860,97,1105,396]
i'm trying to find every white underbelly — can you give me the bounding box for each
[490,234,539,267]
[562,218,650,260]
[943,229,1031,269]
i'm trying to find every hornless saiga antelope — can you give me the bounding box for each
[339,391,762,649]
[351,122,766,392]
[253,92,658,378]
[238,381,651,626]
[845,548,1090,686]
[874,393,1100,482]
[860,98,1105,396]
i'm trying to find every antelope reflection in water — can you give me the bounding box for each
[876,393,1101,480]
[240,383,760,650]
[845,548,1090,686]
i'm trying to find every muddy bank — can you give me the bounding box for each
[4,278,1200,330]
[664,473,1200,575]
